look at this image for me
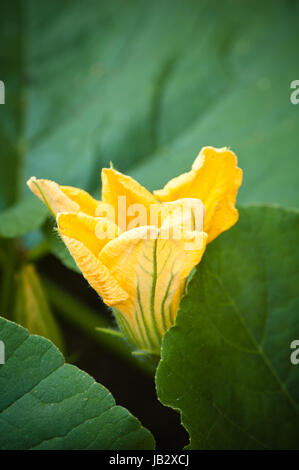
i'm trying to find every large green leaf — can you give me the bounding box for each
[0,316,155,449]
[156,205,299,449]
[0,0,298,238]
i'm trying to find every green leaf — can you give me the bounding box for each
[130,3,299,209]
[13,264,64,352]
[0,1,298,238]
[156,205,299,450]
[0,316,155,450]
[0,197,47,238]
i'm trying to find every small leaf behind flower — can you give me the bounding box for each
[14,264,64,352]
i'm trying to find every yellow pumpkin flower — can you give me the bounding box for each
[154,146,243,243]
[27,146,242,354]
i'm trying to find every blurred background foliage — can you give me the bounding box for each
[0,0,298,448]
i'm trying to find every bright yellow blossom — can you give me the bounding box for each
[154,146,243,242]
[27,146,242,354]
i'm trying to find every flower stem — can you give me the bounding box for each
[43,277,155,375]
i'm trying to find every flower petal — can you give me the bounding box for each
[27,178,101,217]
[60,186,100,216]
[99,225,207,352]
[101,167,159,230]
[160,198,205,233]
[27,177,79,216]
[154,146,243,242]
[57,212,120,256]
[57,214,127,306]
